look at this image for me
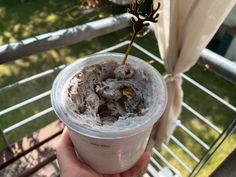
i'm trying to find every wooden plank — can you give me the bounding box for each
[0,135,60,177]
[29,159,59,177]
[18,154,57,177]
[0,120,64,170]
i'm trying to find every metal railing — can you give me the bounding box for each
[0,13,236,177]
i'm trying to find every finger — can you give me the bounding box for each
[56,127,83,170]
[121,152,151,177]
[103,174,121,177]
[110,174,121,177]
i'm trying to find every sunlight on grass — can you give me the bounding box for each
[0,7,5,18]
[13,23,21,32]
[46,14,58,22]
[49,50,61,62]
[3,31,16,43]
[0,65,12,78]
[15,60,30,67]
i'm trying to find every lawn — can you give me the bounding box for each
[0,1,236,177]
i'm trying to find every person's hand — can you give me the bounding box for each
[56,127,151,177]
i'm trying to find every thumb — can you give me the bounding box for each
[56,127,83,171]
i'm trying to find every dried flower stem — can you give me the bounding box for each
[122,31,137,64]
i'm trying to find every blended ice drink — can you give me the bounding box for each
[51,53,167,174]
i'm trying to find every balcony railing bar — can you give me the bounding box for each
[147,164,160,177]
[150,157,163,170]
[0,91,51,117]
[3,107,53,134]
[132,43,164,64]
[145,172,152,177]
[178,123,210,150]
[96,40,130,54]
[0,64,66,93]
[0,13,131,64]
[181,74,236,112]
[152,148,180,175]
[170,135,200,163]
[199,49,236,84]
[162,144,192,172]
[182,102,222,134]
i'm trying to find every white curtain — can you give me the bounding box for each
[152,0,236,146]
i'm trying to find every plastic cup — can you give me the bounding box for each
[51,52,167,174]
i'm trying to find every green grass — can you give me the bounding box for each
[0,1,236,177]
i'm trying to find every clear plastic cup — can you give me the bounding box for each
[51,52,167,174]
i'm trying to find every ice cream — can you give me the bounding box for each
[66,60,154,129]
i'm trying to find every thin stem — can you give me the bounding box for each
[122,32,138,64]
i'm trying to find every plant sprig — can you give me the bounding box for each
[122,0,160,64]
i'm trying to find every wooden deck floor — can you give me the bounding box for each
[0,120,64,177]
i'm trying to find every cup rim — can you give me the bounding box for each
[51,52,167,139]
